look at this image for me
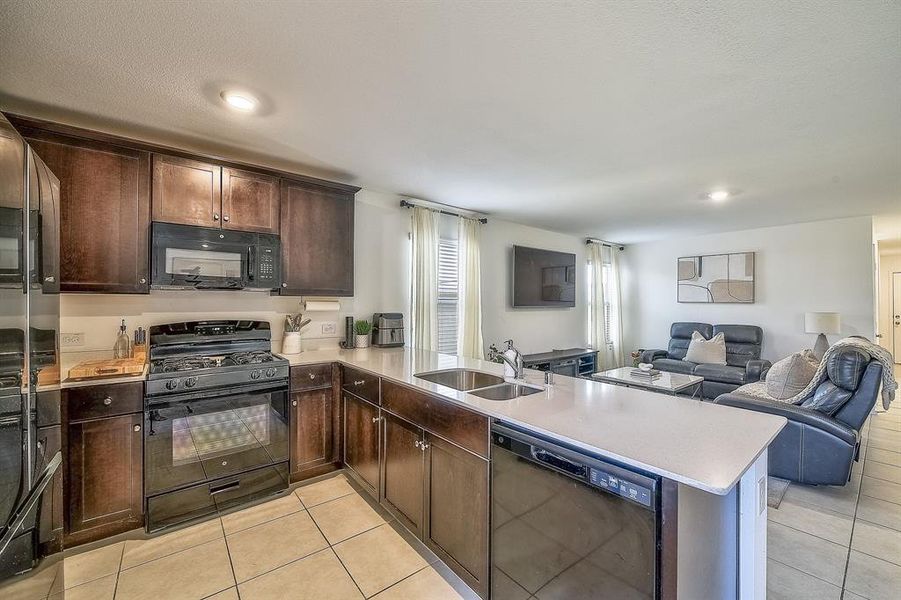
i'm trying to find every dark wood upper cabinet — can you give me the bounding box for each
[343,392,380,497]
[65,411,143,542]
[25,133,151,293]
[425,433,489,597]
[151,154,221,227]
[381,412,425,536]
[280,180,354,296]
[222,167,279,234]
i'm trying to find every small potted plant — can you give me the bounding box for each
[354,319,372,349]
[282,313,311,354]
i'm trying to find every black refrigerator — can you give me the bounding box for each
[0,112,64,596]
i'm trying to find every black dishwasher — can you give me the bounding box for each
[491,423,667,599]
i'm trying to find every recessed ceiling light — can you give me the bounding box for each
[220,91,258,112]
[707,190,730,202]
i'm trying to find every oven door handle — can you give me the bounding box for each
[145,380,288,406]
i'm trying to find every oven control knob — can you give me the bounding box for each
[250,370,262,380]
[184,376,198,388]
[165,379,180,390]
[265,368,277,378]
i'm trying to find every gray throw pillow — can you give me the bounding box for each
[683,331,727,365]
[766,350,819,400]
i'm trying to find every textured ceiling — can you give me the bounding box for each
[1,0,899,243]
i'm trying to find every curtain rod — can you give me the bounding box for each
[399,199,488,224]
[586,237,625,250]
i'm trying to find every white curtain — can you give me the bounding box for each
[457,217,484,359]
[411,207,439,351]
[590,242,625,369]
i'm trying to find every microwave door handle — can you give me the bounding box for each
[247,246,255,282]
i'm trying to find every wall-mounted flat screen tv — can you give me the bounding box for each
[512,245,576,308]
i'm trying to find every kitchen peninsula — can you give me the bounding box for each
[281,345,785,600]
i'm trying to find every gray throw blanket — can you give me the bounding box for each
[735,337,896,410]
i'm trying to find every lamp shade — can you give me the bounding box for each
[805,312,841,334]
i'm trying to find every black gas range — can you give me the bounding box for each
[146,320,289,398]
[143,320,290,533]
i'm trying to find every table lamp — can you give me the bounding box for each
[805,312,841,359]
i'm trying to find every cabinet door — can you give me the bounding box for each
[425,434,489,598]
[381,412,424,535]
[67,413,143,536]
[222,167,279,234]
[152,154,221,227]
[290,388,336,479]
[26,135,151,293]
[343,393,380,497]
[279,180,354,296]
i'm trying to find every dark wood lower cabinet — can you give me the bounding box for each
[66,412,143,545]
[424,433,490,598]
[289,386,339,481]
[343,392,380,497]
[381,412,425,536]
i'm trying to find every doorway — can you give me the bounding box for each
[894,272,901,364]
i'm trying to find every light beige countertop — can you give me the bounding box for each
[280,346,786,495]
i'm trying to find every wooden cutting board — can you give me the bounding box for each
[68,357,146,379]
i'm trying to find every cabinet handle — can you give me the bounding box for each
[420,442,429,451]
[213,213,220,221]
[292,400,298,407]
[414,440,421,448]
[223,215,230,222]
[371,416,380,423]
[354,380,365,386]
[281,283,288,288]
[309,373,316,379]
[133,424,141,432]
[140,277,147,284]
[103,397,113,406]
[44,276,55,283]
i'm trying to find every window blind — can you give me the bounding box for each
[437,238,459,354]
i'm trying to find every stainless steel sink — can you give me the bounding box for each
[414,368,505,391]
[470,382,544,401]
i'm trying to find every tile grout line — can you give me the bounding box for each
[218,517,243,600]
[839,419,871,597]
[303,499,368,599]
[364,563,432,599]
[112,541,125,599]
[768,556,843,592]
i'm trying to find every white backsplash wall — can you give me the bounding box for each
[619,216,876,362]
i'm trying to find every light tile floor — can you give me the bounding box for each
[44,473,477,600]
[766,391,901,600]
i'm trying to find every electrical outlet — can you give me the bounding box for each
[321,322,337,335]
[61,333,84,347]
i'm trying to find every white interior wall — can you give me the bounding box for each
[620,216,875,362]
[60,189,588,369]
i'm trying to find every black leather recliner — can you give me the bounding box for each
[640,322,771,399]
[715,347,882,486]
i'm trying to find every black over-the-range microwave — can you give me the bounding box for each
[151,222,282,290]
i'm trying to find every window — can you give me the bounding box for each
[587,259,614,348]
[437,237,459,354]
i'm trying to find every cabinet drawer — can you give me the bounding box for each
[146,462,288,533]
[341,365,380,404]
[65,382,144,421]
[290,363,333,391]
[381,380,489,458]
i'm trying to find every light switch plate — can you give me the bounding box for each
[61,333,84,347]
[321,322,337,335]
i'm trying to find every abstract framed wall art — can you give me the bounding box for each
[677,252,755,303]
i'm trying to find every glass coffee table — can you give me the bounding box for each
[591,367,703,399]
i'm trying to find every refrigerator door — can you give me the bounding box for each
[0,114,64,597]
